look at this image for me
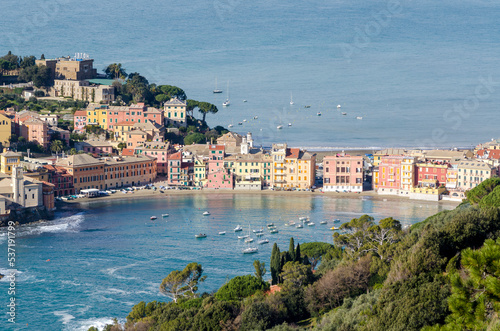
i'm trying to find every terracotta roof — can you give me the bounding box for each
[209,144,225,151]
[121,148,135,156]
[477,149,500,160]
[169,151,182,159]
[286,148,300,159]
[115,121,136,126]
[74,110,87,116]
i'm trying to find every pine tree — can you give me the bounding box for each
[295,243,301,262]
[289,237,295,261]
[303,254,310,266]
[270,243,281,285]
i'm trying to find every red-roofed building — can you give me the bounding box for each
[43,165,74,197]
[121,148,135,156]
[167,152,182,185]
[270,143,316,189]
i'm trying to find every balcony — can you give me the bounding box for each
[275,172,285,176]
[402,173,413,179]
[274,179,286,183]
[274,166,285,170]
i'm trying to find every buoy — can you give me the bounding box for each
[46,259,50,262]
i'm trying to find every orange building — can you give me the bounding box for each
[377,155,405,195]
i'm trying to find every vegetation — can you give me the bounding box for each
[89,179,500,331]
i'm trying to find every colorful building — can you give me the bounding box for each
[135,140,171,175]
[24,118,50,149]
[415,162,450,188]
[377,155,405,195]
[73,110,88,134]
[0,150,22,175]
[0,113,12,147]
[164,98,187,128]
[323,154,364,192]
[457,160,496,191]
[270,143,316,190]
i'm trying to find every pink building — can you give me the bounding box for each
[205,145,233,189]
[126,130,148,149]
[167,151,182,185]
[106,104,164,130]
[377,155,405,195]
[135,139,170,175]
[80,141,114,155]
[323,154,364,192]
[24,118,50,149]
[73,110,88,134]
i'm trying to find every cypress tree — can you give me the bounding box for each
[270,243,280,285]
[295,242,301,262]
[288,237,295,261]
[280,255,286,283]
[303,254,310,266]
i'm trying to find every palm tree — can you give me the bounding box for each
[50,140,64,154]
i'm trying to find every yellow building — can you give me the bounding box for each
[401,156,417,193]
[193,157,208,187]
[0,150,22,175]
[0,114,12,147]
[113,122,136,142]
[164,98,187,128]
[224,152,272,190]
[86,106,108,129]
[271,143,316,189]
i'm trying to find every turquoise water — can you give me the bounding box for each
[0,194,454,330]
[2,0,500,148]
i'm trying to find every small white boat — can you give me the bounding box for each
[162,214,169,218]
[298,217,308,222]
[150,216,157,220]
[333,219,341,223]
[320,221,328,225]
[253,116,258,119]
[238,122,243,125]
[296,224,303,229]
[356,116,363,120]
[223,99,230,107]
[258,239,269,245]
[277,125,283,129]
[342,112,347,115]
[219,231,226,235]
[290,92,294,105]
[213,77,223,94]
[288,123,292,127]
[203,211,210,216]
[267,223,275,228]
[234,225,243,232]
[317,112,322,116]
[243,100,248,102]
[245,238,254,243]
[253,229,263,233]
[308,222,315,226]
[243,247,258,254]
[270,229,279,233]
[243,119,247,122]
[228,124,233,128]
[337,104,341,109]
[195,234,207,238]
[238,235,249,240]
[256,232,265,237]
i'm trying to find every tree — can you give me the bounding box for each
[183,262,207,296]
[253,260,266,281]
[104,63,127,79]
[184,132,205,145]
[157,85,186,101]
[280,261,313,290]
[69,148,78,155]
[186,99,199,117]
[300,242,335,270]
[295,243,301,263]
[117,142,127,151]
[288,238,295,262]
[367,217,402,261]
[437,238,500,330]
[50,140,64,153]
[9,134,18,144]
[271,243,281,285]
[215,274,269,301]
[20,55,36,68]
[197,102,218,122]
[125,73,150,103]
[18,65,52,87]
[159,263,206,303]
[40,54,45,60]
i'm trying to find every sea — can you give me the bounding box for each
[2,0,500,149]
[0,194,454,330]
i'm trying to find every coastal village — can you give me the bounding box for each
[0,54,499,222]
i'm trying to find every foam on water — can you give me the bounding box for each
[64,317,123,331]
[15,213,85,237]
[53,311,76,325]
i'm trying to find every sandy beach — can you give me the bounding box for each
[63,186,460,207]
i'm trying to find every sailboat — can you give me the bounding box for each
[213,77,222,94]
[222,81,230,106]
[242,224,258,253]
[290,92,294,105]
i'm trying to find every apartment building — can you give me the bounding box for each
[323,154,364,192]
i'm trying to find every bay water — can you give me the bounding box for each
[0,194,454,330]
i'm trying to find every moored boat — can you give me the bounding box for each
[150,216,157,220]
[258,239,269,245]
[162,214,169,217]
[243,247,258,254]
[234,225,243,232]
[203,211,210,216]
[195,233,207,238]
